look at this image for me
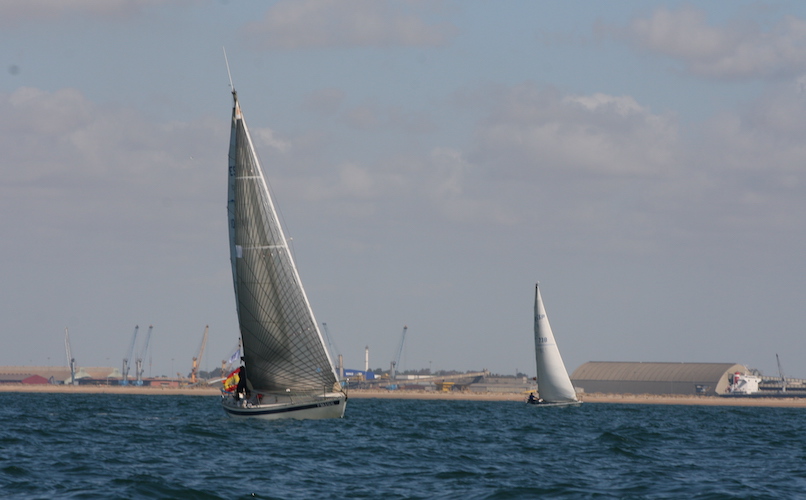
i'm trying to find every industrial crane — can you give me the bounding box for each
[121,325,139,386]
[135,325,153,386]
[776,353,787,393]
[64,327,76,385]
[389,325,408,380]
[190,325,209,384]
[322,322,341,370]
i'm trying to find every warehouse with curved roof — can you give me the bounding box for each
[570,362,751,396]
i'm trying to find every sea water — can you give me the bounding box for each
[0,393,804,499]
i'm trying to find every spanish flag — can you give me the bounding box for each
[223,369,240,392]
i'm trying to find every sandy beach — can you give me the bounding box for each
[1,384,805,407]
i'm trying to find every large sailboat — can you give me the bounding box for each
[528,283,581,407]
[220,83,347,420]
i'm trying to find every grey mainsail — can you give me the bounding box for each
[227,91,338,394]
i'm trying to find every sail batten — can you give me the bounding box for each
[227,93,339,394]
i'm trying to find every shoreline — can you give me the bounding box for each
[1,384,805,407]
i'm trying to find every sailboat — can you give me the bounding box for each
[528,283,581,407]
[220,79,347,420]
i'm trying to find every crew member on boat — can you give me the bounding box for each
[235,366,249,401]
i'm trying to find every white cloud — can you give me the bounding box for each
[441,80,806,258]
[473,84,679,178]
[252,127,291,154]
[0,86,223,242]
[0,0,174,26]
[690,81,806,228]
[622,7,806,80]
[424,147,516,226]
[244,0,457,49]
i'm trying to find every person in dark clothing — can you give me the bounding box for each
[235,366,248,401]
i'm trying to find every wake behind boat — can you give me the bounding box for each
[220,71,346,420]
[527,283,581,407]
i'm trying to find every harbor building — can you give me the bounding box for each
[570,362,752,396]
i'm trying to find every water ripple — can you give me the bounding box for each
[0,395,804,498]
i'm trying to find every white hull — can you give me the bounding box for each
[221,393,347,420]
[527,400,582,408]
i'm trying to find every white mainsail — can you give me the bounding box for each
[533,283,578,403]
[227,90,340,395]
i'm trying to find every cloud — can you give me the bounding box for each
[440,80,806,258]
[244,0,458,49]
[619,6,806,80]
[0,0,175,26]
[472,84,679,178]
[252,127,291,154]
[692,80,806,216]
[0,86,223,244]
[302,88,346,116]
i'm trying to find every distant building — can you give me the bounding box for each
[570,362,752,396]
[0,366,119,385]
[343,369,376,380]
[467,376,534,394]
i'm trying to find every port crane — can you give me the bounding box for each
[64,327,76,385]
[135,325,153,386]
[121,325,139,386]
[322,322,342,370]
[190,325,209,385]
[776,353,787,393]
[389,325,408,380]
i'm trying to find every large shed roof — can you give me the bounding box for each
[571,362,745,383]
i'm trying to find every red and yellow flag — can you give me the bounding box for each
[223,369,240,392]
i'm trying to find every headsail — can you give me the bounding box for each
[534,283,578,403]
[227,91,339,394]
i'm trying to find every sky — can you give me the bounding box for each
[2,0,806,381]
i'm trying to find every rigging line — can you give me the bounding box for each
[258,157,300,265]
[232,83,300,268]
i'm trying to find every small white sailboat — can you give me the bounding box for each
[528,283,581,407]
[220,74,346,420]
